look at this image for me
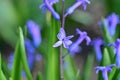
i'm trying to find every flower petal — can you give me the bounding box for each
[57,28,66,40]
[66,35,74,40]
[85,36,91,45]
[53,41,62,47]
[50,0,59,5]
[63,40,72,48]
[39,4,47,13]
[69,43,81,55]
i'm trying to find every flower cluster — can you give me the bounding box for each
[94,13,120,80]
[53,27,91,56]
[40,0,120,80]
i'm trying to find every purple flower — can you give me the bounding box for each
[76,28,91,45]
[22,71,26,78]
[25,39,35,54]
[101,13,119,36]
[8,53,14,69]
[93,38,103,62]
[35,54,42,61]
[40,0,60,20]
[65,0,90,17]
[53,28,74,48]
[108,39,120,68]
[7,53,28,77]
[27,20,42,47]
[68,28,91,55]
[95,64,116,80]
[25,39,36,70]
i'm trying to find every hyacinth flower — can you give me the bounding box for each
[53,28,74,48]
[101,13,119,37]
[93,38,103,62]
[108,39,120,68]
[27,20,42,47]
[95,64,116,80]
[68,28,91,55]
[64,0,90,17]
[40,0,60,20]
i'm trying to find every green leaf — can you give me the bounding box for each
[63,49,81,80]
[12,27,32,80]
[63,55,79,80]
[18,27,32,80]
[101,48,111,66]
[2,60,11,79]
[44,11,60,80]
[12,40,22,80]
[82,53,94,80]
[36,72,42,80]
[0,54,7,80]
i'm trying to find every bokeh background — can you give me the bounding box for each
[0,0,120,80]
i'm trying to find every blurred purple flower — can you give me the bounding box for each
[40,0,60,20]
[108,39,120,68]
[27,20,42,47]
[53,28,74,48]
[101,13,119,36]
[25,39,35,54]
[68,28,91,55]
[35,54,42,61]
[25,39,36,70]
[7,53,27,77]
[76,28,91,45]
[22,71,26,78]
[93,38,103,62]
[8,53,14,70]
[65,0,90,17]
[95,64,115,80]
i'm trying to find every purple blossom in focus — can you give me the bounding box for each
[53,28,74,48]
[95,64,115,80]
[27,20,42,47]
[68,28,91,55]
[108,39,120,68]
[101,13,119,36]
[40,0,60,20]
[65,0,90,17]
[93,38,103,62]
